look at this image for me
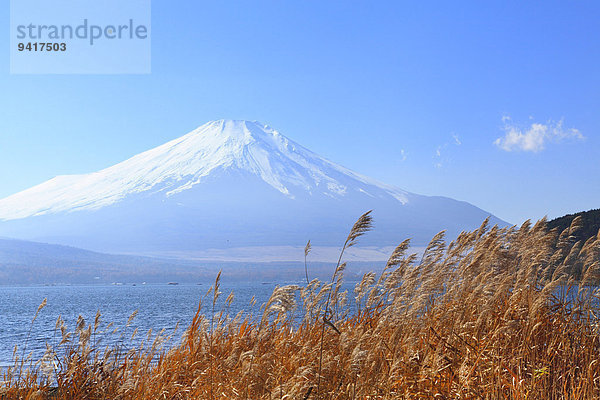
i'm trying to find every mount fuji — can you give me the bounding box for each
[0,120,506,260]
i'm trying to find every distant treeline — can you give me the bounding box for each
[547,208,600,243]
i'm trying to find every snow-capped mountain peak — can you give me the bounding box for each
[0,120,408,220]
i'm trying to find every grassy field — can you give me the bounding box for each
[2,212,600,399]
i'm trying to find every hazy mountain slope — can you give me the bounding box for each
[0,237,209,284]
[0,237,385,284]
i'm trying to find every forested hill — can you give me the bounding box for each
[547,209,600,243]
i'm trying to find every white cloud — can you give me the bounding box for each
[433,133,461,168]
[400,149,407,162]
[494,118,584,153]
[433,145,443,167]
[452,133,461,145]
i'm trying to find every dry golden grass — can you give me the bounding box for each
[2,214,600,399]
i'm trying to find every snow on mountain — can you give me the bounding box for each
[0,120,507,258]
[0,120,407,220]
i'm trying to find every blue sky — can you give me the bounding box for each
[0,1,598,224]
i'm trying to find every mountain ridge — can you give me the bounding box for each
[0,119,507,256]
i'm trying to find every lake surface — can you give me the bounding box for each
[0,280,358,369]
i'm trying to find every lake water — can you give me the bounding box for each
[0,280,358,369]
